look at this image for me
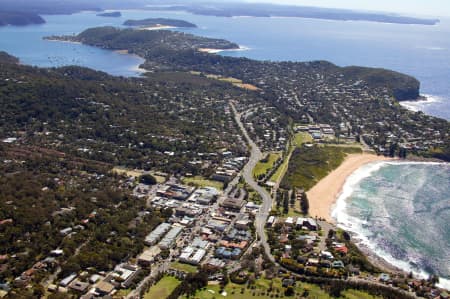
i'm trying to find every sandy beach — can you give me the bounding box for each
[307,153,392,222]
[138,25,176,31]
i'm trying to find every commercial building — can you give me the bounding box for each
[144,222,172,246]
[158,226,183,249]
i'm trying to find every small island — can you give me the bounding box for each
[0,11,45,26]
[97,11,122,18]
[123,18,197,29]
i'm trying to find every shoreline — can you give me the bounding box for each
[198,46,249,54]
[312,156,450,288]
[306,153,392,223]
[399,93,441,113]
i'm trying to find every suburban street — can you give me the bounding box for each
[230,102,276,263]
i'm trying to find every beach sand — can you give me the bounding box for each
[306,153,391,223]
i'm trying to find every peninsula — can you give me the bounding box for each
[123,18,197,28]
[97,11,121,18]
[0,11,45,26]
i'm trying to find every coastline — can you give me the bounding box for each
[399,94,442,113]
[306,153,392,223]
[198,46,249,54]
[138,25,176,31]
[327,159,450,289]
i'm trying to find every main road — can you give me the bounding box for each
[230,102,275,263]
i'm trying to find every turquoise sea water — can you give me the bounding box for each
[333,162,450,288]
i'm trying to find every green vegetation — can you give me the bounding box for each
[281,145,362,191]
[341,66,420,101]
[144,276,181,299]
[139,174,157,185]
[183,176,224,190]
[170,261,198,274]
[185,278,383,299]
[0,56,246,175]
[293,132,313,147]
[0,144,164,284]
[253,152,281,177]
[269,132,311,183]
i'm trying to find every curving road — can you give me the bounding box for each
[230,102,275,263]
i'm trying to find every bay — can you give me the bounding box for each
[0,10,449,118]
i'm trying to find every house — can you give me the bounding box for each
[137,246,161,266]
[266,216,276,227]
[307,258,319,266]
[95,280,115,296]
[220,198,245,210]
[282,278,295,287]
[60,273,77,287]
[321,251,334,260]
[113,263,141,288]
[332,260,345,269]
[379,273,391,282]
[69,279,89,293]
[59,227,73,236]
[235,219,250,230]
[205,258,225,269]
[285,217,294,226]
[296,218,317,230]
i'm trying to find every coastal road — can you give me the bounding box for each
[230,102,275,263]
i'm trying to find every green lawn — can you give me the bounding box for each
[182,176,224,190]
[144,276,181,299]
[184,278,382,299]
[253,152,281,177]
[170,261,198,273]
[281,145,362,191]
[293,132,313,147]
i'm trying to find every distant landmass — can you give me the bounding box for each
[123,18,197,28]
[0,11,46,26]
[97,11,122,18]
[146,2,439,25]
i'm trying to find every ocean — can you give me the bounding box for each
[0,10,449,119]
[0,9,449,286]
[333,162,450,289]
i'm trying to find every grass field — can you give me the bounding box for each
[170,261,198,273]
[112,167,166,183]
[253,152,281,177]
[182,176,224,190]
[293,132,313,146]
[269,132,312,183]
[144,276,181,299]
[281,145,362,191]
[184,278,382,299]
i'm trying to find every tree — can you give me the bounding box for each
[300,192,309,215]
[139,174,157,185]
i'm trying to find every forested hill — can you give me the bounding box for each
[340,67,420,101]
[0,54,250,173]
[54,27,420,102]
[0,11,45,26]
[47,26,239,53]
[0,51,20,64]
